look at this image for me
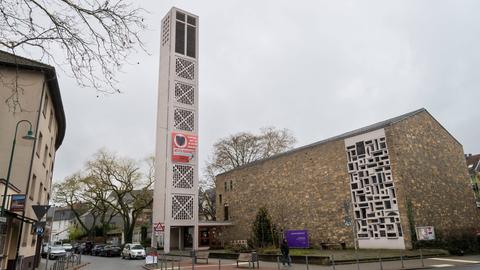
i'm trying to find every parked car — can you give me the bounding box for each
[101,245,122,257]
[48,246,67,260]
[91,244,106,256]
[77,241,93,254]
[121,243,145,259]
[41,243,50,258]
[62,243,73,252]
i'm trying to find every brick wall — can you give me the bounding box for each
[387,111,480,247]
[216,140,355,247]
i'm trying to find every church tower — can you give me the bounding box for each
[153,7,199,253]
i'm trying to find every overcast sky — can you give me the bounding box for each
[50,0,480,182]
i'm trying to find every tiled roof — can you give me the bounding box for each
[217,108,458,176]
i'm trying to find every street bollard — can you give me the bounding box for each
[331,254,336,270]
[355,250,360,270]
[378,254,383,270]
[277,256,280,270]
[219,259,221,270]
[306,255,309,270]
[420,249,424,267]
[401,254,404,269]
[178,260,181,270]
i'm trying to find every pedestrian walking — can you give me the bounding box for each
[280,239,291,267]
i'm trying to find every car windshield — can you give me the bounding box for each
[132,245,143,250]
[50,246,64,251]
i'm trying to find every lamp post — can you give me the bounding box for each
[1,120,36,218]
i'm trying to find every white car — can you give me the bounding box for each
[121,243,145,259]
[62,243,73,252]
[48,246,67,260]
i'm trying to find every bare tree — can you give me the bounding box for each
[86,149,153,243]
[200,127,296,218]
[53,173,99,239]
[0,0,147,110]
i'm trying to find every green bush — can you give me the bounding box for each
[413,229,480,255]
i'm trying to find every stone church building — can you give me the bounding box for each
[215,108,479,249]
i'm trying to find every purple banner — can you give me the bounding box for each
[284,230,309,248]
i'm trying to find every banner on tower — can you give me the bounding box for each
[172,132,197,163]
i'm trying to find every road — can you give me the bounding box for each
[37,255,480,270]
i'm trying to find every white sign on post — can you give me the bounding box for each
[416,226,435,241]
[0,217,6,223]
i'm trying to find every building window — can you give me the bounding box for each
[219,194,222,204]
[29,174,36,200]
[22,225,29,246]
[48,109,54,131]
[230,180,233,191]
[224,182,228,192]
[223,204,229,221]
[42,93,48,117]
[43,145,48,166]
[175,11,196,58]
[38,182,43,204]
[36,133,43,156]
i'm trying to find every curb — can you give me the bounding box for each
[68,262,91,270]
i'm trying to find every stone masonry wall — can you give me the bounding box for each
[386,111,480,247]
[216,140,355,248]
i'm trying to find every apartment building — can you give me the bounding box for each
[0,50,66,269]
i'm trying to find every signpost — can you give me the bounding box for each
[10,194,26,212]
[416,226,435,241]
[154,222,165,232]
[32,205,50,220]
[284,230,309,248]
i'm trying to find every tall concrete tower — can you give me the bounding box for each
[153,7,199,253]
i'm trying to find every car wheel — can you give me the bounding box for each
[129,254,132,260]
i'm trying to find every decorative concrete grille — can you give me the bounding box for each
[161,15,170,46]
[173,164,194,189]
[345,135,403,240]
[174,82,195,105]
[174,108,194,131]
[175,57,195,80]
[172,194,194,220]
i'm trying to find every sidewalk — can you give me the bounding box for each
[145,255,480,270]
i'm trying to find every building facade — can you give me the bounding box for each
[216,109,479,249]
[49,208,75,243]
[466,154,480,207]
[0,50,66,269]
[153,7,200,252]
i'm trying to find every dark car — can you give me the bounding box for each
[91,244,106,256]
[77,241,93,254]
[100,245,122,257]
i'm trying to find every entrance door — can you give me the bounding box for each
[183,227,193,248]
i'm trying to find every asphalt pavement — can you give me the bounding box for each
[36,254,480,270]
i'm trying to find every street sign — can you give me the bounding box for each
[153,222,165,232]
[10,194,26,212]
[0,216,6,223]
[32,205,51,220]
[36,226,44,236]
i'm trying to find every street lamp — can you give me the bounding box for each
[1,120,36,218]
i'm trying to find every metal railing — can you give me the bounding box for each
[49,253,82,270]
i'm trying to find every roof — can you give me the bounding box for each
[466,154,480,173]
[0,50,66,149]
[217,108,459,176]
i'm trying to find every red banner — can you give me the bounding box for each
[172,132,197,163]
